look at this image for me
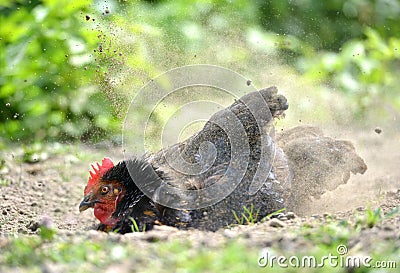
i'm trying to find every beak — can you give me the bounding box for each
[79,194,100,212]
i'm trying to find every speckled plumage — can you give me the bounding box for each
[83,86,367,233]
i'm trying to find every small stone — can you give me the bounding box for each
[383,225,393,231]
[152,225,179,232]
[87,230,109,241]
[85,15,90,21]
[18,228,26,233]
[269,218,286,228]
[27,221,39,232]
[374,127,382,134]
[286,212,296,219]
[271,213,284,219]
[223,229,237,238]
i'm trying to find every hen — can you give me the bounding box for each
[79,86,367,233]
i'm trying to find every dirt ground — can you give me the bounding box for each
[0,126,399,252]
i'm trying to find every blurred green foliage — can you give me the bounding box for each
[257,0,400,51]
[0,0,119,143]
[1,0,399,144]
[300,28,400,117]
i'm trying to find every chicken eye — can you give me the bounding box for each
[101,186,109,194]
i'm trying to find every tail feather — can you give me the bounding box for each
[277,125,367,213]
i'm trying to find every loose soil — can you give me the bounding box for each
[0,127,399,258]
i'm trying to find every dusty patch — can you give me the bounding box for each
[0,129,399,253]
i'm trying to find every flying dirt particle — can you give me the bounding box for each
[105,7,110,14]
[5,103,10,107]
[65,54,68,58]
[246,79,252,86]
[85,15,90,21]
[299,119,302,123]
[92,18,95,22]
[98,44,103,52]
[374,127,382,134]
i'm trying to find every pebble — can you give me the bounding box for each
[271,213,284,219]
[152,225,179,232]
[223,229,238,238]
[383,225,393,231]
[27,221,39,232]
[269,218,286,228]
[87,229,108,240]
[143,232,168,242]
[286,212,296,219]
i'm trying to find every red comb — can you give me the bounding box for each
[84,157,114,195]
